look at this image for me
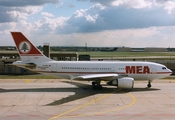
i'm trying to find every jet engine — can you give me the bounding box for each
[107,77,134,89]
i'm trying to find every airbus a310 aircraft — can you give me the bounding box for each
[11,32,172,89]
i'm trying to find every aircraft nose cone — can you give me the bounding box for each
[167,69,172,75]
[169,69,172,75]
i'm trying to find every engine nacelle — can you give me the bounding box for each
[118,77,134,89]
[108,77,134,89]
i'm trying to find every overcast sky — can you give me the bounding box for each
[1,0,175,47]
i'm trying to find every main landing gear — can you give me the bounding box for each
[147,80,152,88]
[92,80,102,90]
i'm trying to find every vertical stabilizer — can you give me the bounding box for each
[11,32,52,62]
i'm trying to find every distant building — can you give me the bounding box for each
[145,47,167,52]
[117,47,131,52]
[78,55,90,61]
[131,48,145,52]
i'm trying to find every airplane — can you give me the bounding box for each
[10,32,172,90]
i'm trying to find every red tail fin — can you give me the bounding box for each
[11,32,51,62]
[11,32,42,55]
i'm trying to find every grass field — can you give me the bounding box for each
[2,50,175,58]
[76,52,175,61]
[77,52,175,57]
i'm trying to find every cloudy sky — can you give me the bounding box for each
[1,0,175,47]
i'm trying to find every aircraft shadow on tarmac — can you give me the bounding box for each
[0,80,160,106]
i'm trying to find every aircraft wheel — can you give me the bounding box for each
[147,83,151,88]
[98,85,102,89]
[147,80,152,88]
[92,81,96,86]
[92,82,97,90]
[92,82,102,90]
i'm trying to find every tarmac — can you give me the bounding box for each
[0,78,175,120]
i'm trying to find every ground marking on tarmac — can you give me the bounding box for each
[57,92,136,118]
[48,89,119,120]
[170,80,175,83]
[25,80,31,83]
[89,93,136,115]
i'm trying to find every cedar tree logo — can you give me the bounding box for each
[19,41,31,53]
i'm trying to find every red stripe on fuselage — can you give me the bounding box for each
[34,71,171,75]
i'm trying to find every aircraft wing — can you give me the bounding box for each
[71,74,119,81]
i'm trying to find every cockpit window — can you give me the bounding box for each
[162,67,166,70]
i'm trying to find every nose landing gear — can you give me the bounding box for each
[147,80,152,88]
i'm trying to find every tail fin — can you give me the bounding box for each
[11,32,52,62]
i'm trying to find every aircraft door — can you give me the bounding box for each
[52,63,57,72]
[151,65,157,74]
[111,67,115,73]
[147,65,157,80]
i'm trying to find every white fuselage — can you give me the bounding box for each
[28,61,172,81]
